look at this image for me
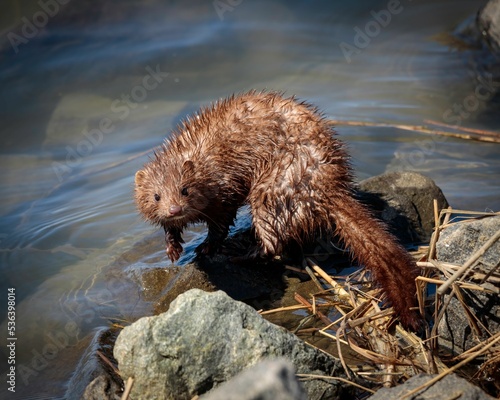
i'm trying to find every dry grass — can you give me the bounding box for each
[262,206,500,398]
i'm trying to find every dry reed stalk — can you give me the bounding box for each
[307,259,352,302]
[259,303,332,315]
[268,206,499,396]
[297,373,376,394]
[305,265,325,291]
[294,293,332,326]
[327,119,500,143]
[121,377,134,400]
[424,119,500,138]
[95,350,120,376]
[400,332,500,400]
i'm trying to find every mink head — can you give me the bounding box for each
[134,154,213,229]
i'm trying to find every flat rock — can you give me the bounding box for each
[114,289,352,400]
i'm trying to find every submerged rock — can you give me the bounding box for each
[114,289,352,400]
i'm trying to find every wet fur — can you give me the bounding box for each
[135,91,422,330]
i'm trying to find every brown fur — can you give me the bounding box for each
[134,91,422,330]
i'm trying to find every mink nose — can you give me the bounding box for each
[169,205,182,216]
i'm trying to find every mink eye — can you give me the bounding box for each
[154,193,161,202]
[181,187,189,196]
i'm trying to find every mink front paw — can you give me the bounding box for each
[166,241,183,263]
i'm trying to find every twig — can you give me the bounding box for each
[427,199,443,261]
[327,119,500,143]
[307,259,352,303]
[424,119,500,138]
[96,350,120,376]
[260,304,331,315]
[121,377,134,400]
[336,319,352,379]
[294,293,332,326]
[305,265,325,291]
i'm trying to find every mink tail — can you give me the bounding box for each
[329,193,423,331]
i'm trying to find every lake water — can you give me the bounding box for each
[0,0,499,398]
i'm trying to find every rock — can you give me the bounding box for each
[437,292,498,354]
[114,289,352,400]
[436,215,500,268]
[367,373,495,400]
[453,0,500,94]
[478,0,500,53]
[436,215,500,352]
[81,375,122,400]
[104,228,287,316]
[200,358,306,400]
[358,171,449,243]
[65,328,122,400]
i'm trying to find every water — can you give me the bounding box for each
[0,0,499,398]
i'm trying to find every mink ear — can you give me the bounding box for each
[135,170,146,186]
[182,160,195,175]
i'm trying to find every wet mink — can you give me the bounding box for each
[134,91,422,330]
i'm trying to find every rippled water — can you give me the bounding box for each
[0,0,498,397]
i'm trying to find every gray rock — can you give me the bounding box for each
[367,373,495,400]
[114,289,351,400]
[453,0,500,94]
[200,358,306,400]
[358,171,449,243]
[437,292,498,353]
[436,215,500,353]
[81,375,122,400]
[436,215,500,268]
[478,0,500,53]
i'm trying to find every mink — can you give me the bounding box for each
[134,91,422,330]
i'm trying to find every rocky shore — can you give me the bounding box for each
[64,170,499,399]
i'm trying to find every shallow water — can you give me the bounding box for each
[0,0,499,398]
